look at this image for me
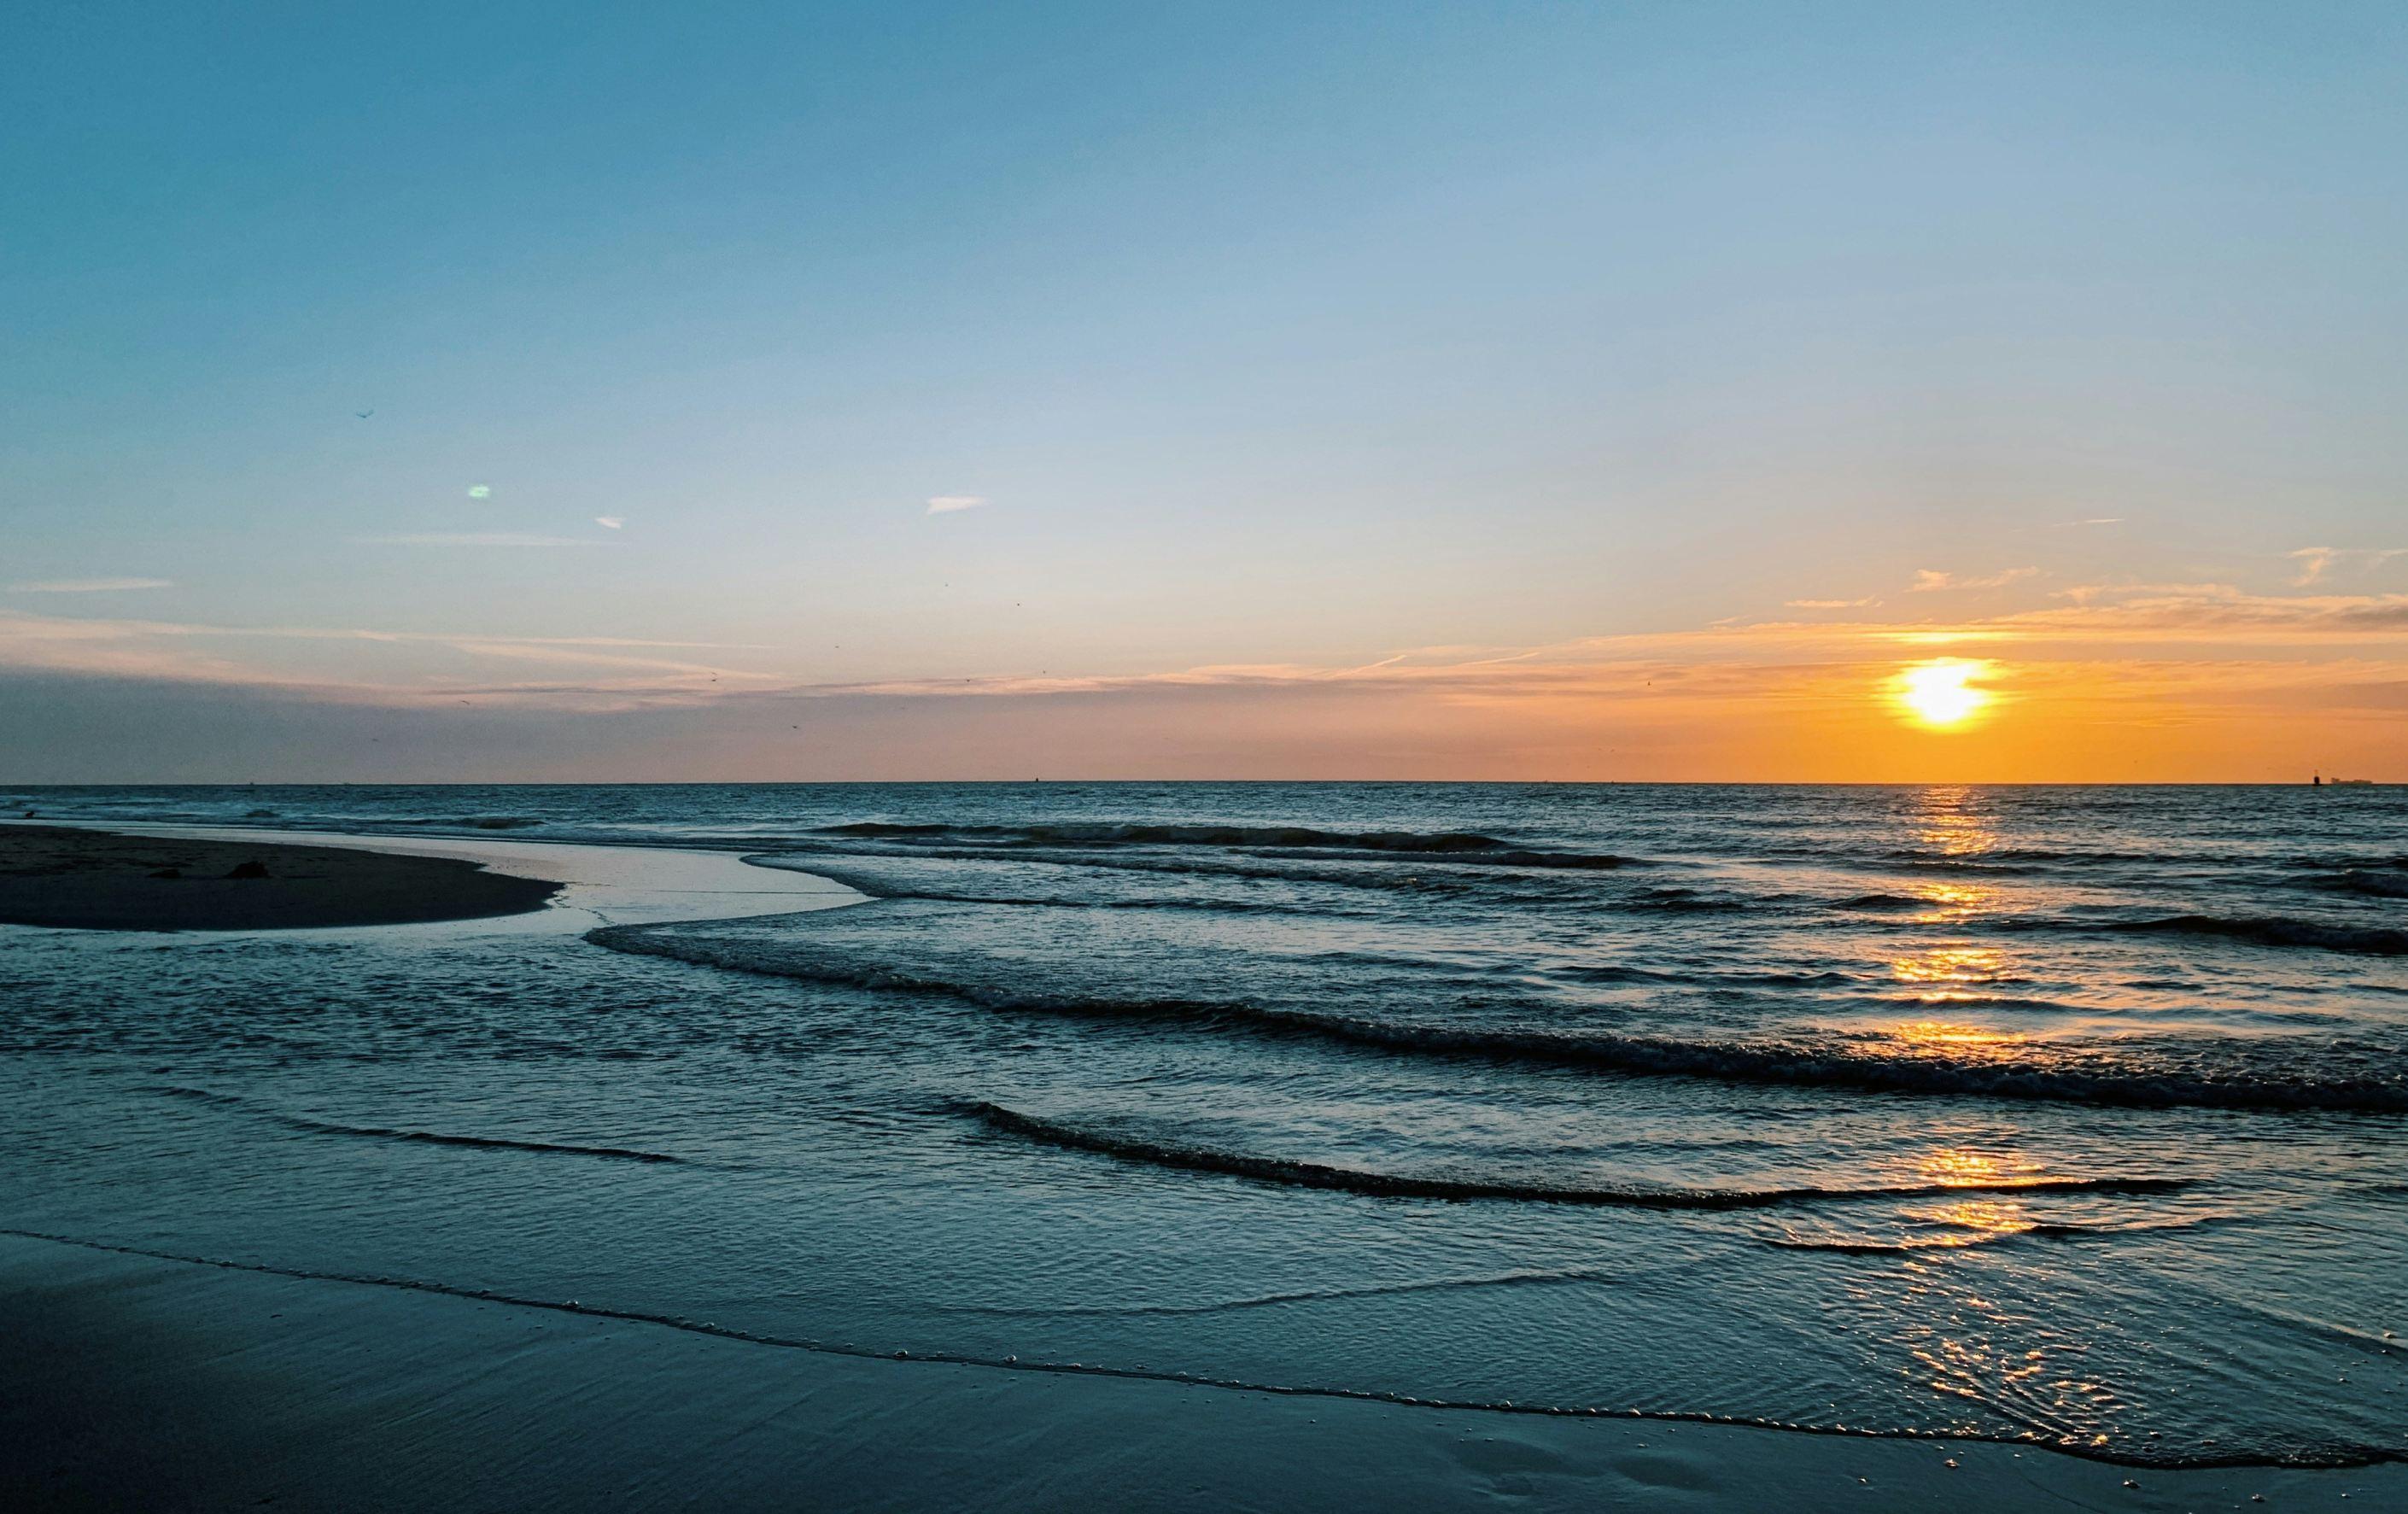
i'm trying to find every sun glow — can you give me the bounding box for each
[1894,659,1996,728]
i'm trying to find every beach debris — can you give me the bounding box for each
[225,860,271,880]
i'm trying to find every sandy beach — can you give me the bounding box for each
[0,825,560,931]
[4,1230,2390,1513]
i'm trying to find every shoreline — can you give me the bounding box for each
[6,1231,2391,1512]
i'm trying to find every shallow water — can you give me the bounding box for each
[3,783,2404,1467]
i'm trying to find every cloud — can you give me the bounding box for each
[2289,547,2405,587]
[925,495,988,515]
[594,516,624,530]
[360,534,618,548]
[1986,582,2408,640]
[1909,567,2037,593]
[1786,598,1881,610]
[6,577,173,593]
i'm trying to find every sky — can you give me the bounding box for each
[4,1,2405,781]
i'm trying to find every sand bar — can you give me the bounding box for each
[0,824,562,931]
[0,821,862,933]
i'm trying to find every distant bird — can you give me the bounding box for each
[355,409,374,419]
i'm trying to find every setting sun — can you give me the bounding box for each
[1894,659,1996,729]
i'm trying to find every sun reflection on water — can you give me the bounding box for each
[1889,945,2007,985]
[1908,880,1995,923]
[1912,786,2000,856]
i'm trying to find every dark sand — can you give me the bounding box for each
[0,825,558,931]
[1,1234,2393,1512]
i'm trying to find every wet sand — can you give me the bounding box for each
[2,1233,2392,1513]
[0,825,559,931]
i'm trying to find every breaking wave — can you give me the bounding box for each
[587,926,2408,1113]
[810,821,1637,870]
[961,1100,2190,1208]
[2100,914,2408,956]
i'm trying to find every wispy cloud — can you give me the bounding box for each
[361,533,618,548]
[1996,583,2408,639]
[1786,597,1881,610]
[2288,547,2406,587]
[925,494,988,515]
[1909,567,2037,593]
[594,517,625,530]
[7,577,173,593]
[0,608,771,699]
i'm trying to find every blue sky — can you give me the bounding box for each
[5,3,2406,779]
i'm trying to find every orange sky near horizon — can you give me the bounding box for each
[4,570,2399,783]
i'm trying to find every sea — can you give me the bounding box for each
[3,783,2403,1470]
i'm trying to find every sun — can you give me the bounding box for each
[1894,658,1995,728]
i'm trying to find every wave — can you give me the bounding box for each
[591,925,2408,1113]
[1627,886,1753,913]
[1880,846,2165,867]
[2101,915,2408,956]
[387,815,546,831]
[582,909,2408,1112]
[1836,892,1926,912]
[1765,1223,2107,1255]
[1973,909,2408,956]
[1764,1213,2243,1256]
[745,858,1361,917]
[961,1101,2189,1209]
[1253,846,1637,872]
[942,1266,1635,1318]
[821,821,1514,851]
[150,1085,681,1162]
[2318,869,2408,901]
[1552,963,1853,988]
[811,821,1638,870]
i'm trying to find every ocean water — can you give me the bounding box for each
[3,783,2404,1469]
